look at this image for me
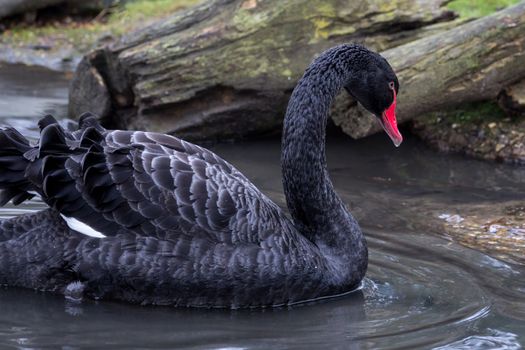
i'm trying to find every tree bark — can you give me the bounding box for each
[68,0,454,140]
[332,1,525,139]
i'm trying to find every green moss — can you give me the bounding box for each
[312,17,332,39]
[110,0,201,34]
[447,0,520,18]
[429,101,506,125]
[0,0,201,52]
[310,2,336,17]
[119,0,198,19]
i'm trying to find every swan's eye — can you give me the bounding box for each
[388,81,395,90]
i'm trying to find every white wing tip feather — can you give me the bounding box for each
[60,214,107,238]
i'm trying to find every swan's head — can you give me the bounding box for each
[344,52,402,147]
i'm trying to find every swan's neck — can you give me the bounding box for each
[281,50,367,275]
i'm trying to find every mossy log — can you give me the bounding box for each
[333,1,525,139]
[69,0,454,140]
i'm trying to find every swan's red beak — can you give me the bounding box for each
[379,89,402,147]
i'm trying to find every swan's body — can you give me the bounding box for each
[0,44,400,308]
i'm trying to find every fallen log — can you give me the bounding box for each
[69,0,454,140]
[332,1,525,139]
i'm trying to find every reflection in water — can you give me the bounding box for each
[0,288,367,350]
[0,64,524,349]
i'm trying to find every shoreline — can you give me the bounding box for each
[411,110,525,165]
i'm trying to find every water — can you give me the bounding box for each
[0,64,524,349]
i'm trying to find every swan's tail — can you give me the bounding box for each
[0,115,79,206]
[0,126,36,206]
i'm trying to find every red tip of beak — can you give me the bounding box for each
[380,89,403,147]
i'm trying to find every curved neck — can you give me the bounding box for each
[281,47,367,273]
[282,51,348,235]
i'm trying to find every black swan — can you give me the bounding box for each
[0,44,400,308]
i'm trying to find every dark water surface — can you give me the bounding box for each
[0,64,524,349]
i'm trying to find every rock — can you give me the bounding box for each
[449,132,467,146]
[436,202,525,265]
